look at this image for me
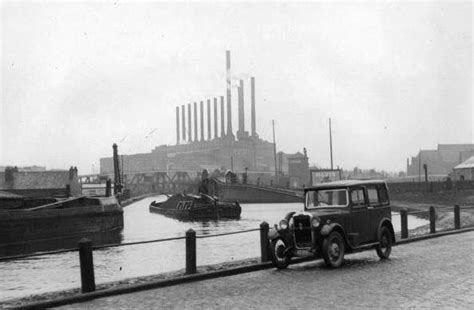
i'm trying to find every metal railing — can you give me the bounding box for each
[0,223,270,294]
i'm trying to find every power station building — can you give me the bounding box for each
[101,51,292,181]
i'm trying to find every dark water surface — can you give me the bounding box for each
[0,196,426,301]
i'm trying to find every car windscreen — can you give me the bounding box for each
[305,189,348,209]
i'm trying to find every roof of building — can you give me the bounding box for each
[454,156,474,170]
[288,152,307,159]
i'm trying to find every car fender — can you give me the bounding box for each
[377,218,396,243]
[268,227,281,240]
[284,211,296,221]
[320,222,346,237]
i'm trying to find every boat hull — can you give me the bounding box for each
[149,194,241,220]
[0,196,124,256]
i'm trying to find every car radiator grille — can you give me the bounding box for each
[293,216,312,248]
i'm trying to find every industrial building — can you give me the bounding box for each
[453,156,474,181]
[406,144,474,178]
[100,51,310,188]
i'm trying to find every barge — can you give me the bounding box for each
[0,193,124,256]
[149,193,241,220]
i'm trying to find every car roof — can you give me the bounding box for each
[304,179,387,191]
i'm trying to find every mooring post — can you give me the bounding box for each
[400,209,408,239]
[429,206,436,234]
[185,229,196,274]
[78,238,95,293]
[105,179,111,197]
[65,184,71,198]
[260,222,270,262]
[454,205,460,230]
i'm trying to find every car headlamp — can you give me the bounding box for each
[279,219,289,230]
[311,217,321,228]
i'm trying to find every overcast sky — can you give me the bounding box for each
[1,0,472,174]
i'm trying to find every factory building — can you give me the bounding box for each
[407,144,474,178]
[101,52,282,176]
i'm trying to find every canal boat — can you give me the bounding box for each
[0,193,124,256]
[149,193,241,220]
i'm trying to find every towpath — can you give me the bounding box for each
[57,232,474,309]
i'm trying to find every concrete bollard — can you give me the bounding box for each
[454,205,460,230]
[78,238,95,293]
[429,206,436,234]
[185,229,196,274]
[400,209,408,239]
[260,222,270,262]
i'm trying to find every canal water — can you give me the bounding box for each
[0,196,428,301]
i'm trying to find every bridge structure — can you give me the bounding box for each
[79,170,201,197]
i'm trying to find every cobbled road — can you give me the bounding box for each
[57,232,474,309]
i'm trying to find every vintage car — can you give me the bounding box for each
[268,180,395,268]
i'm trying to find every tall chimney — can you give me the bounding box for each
[176,106,180,144]
[193,102,198,142]
[187,103,192,142]
[238,79,245,135]
[226,50,234,138]
[220,96,225,137]
[207,99,211,140]
[214,98,218,139]
[200,101,204,141]
[181,105,186,141]
[251,77,256,137]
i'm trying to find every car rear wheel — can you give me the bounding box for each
[270,237,291,269]
[376,226,393,259]
[322,231,345,268]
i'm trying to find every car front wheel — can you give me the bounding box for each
[322,231,345,268]
[376,226,393,259]
[270,237,291,269]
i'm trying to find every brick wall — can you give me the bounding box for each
[0,170,81,196]
[387,180,474,194]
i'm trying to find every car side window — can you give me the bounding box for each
[367,187,379,206]
[377,185,389,204]
[350,188,365,207]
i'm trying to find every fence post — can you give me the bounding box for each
[260,222,270,262]
[454,205,460,230]
[105,180,112,197]
[400,209,408,239]
[186,229,196,274]
[78,238,95,293]
[429,206,436,234]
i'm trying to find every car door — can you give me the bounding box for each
[367,185,384,242]
[350,187,371,244]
